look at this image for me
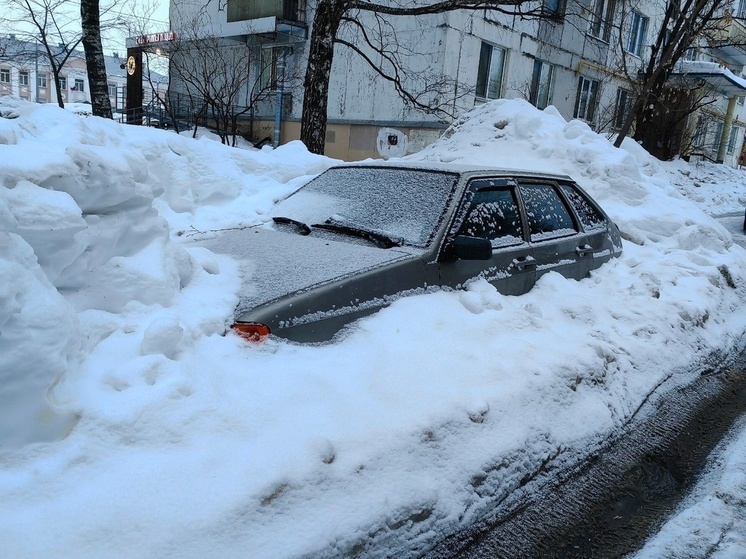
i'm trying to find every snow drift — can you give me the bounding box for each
[1,97,745,557]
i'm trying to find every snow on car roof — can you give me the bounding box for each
[330,160,574,181]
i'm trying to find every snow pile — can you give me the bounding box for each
[0,97,329,447]
[0,97,745,557]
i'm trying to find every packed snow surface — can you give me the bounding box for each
[1,97,746,557]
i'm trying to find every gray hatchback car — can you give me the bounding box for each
[203,162,622,342]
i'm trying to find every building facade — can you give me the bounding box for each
[168,0,746,164]
[0,35,163,115]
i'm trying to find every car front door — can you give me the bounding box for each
[438,178,536,296]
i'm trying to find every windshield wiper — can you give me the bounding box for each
[312,217,402,248]
[272,216,312,236]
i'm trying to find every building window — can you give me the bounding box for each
[613,88,632,129]
[19,71,29,86]
[712,120,724,153]
[728,126,740,154]
[737,0,746,18]
[72,78,84,92]
[59,76,67,90]
[626,11,649,56]
[37,74,47,88]
[693,115,706,148]
[108,84,117,97]
[476,42,506,100]
[260,47,281,90]
[589,0,616,41]
[530,60,554,110]
[574,76,600,123]
[545,0,566,16]
[0,69,9,83]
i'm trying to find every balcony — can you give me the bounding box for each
[226,0,307,44]
[708,15,746,69]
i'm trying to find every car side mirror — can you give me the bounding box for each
[454,235,492,260]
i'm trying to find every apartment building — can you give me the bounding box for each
[168,0,746,164]
[0,35,162,114]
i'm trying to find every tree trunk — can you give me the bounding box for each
[52,68,64,109]
[80,0,113,119]
[300,0,346,155]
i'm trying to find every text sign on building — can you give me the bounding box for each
[136,31,177,46]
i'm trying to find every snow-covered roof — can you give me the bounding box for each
[671,59,746,96]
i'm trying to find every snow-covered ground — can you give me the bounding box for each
[1,96,745,557]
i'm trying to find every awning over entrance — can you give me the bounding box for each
[670,61,746,163]
[669,60,746,97]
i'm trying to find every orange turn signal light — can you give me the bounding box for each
[231,322,271,342]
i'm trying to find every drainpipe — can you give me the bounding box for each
[272,48,287,148]
[717,95,738,163]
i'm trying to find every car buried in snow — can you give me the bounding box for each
[203,163,623,343]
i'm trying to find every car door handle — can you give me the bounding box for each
[575,244,593,257]
[512,256,537,270]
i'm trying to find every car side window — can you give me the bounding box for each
[558,182,607,232]
[457,187,524,247]
[518,183,577,241]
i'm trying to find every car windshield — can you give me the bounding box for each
[271,166,460,247]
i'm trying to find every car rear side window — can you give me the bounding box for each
[558,183,607,231]
[519,183,577,241]
[458,187,524,247]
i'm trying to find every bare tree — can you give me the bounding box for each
[168,7,301,145]
[80,0,112,117]
[0,0,83,108]
[300,0,549,154]
[611,0,730,150]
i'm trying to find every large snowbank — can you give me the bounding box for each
[0,97,745,557]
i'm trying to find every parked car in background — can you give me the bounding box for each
[201,163,623,343]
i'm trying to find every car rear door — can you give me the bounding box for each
[556,180,618,277]
[438,178,537,296]
[516,180,588,282]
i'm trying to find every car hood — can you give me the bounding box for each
[197,226,423,314]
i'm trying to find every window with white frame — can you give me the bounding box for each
[728,125,740,153]
[737,0,746,18]
[545,0,566,16]
[19,71,29,86]
[73,78,84,92]
[476,42,506,100]
[626,11,649,56]
[713,120,724,153]
[613,88,632,129]
[574,76,600,123]
[530,60,555,109]
[260,47,280,90]
[37,74,47,88]
[693,115,706,147]
[108,84,117,97]
[589,0,616,41]
[0,68,9,83]
[59,76,67,90]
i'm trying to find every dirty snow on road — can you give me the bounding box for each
[1,97,746,557]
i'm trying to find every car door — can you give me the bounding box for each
[556,180,617,277]
[517,181,588,282]
[438,178,537,296]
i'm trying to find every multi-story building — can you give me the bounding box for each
[167,0,746,164]
[0,35,164,115]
